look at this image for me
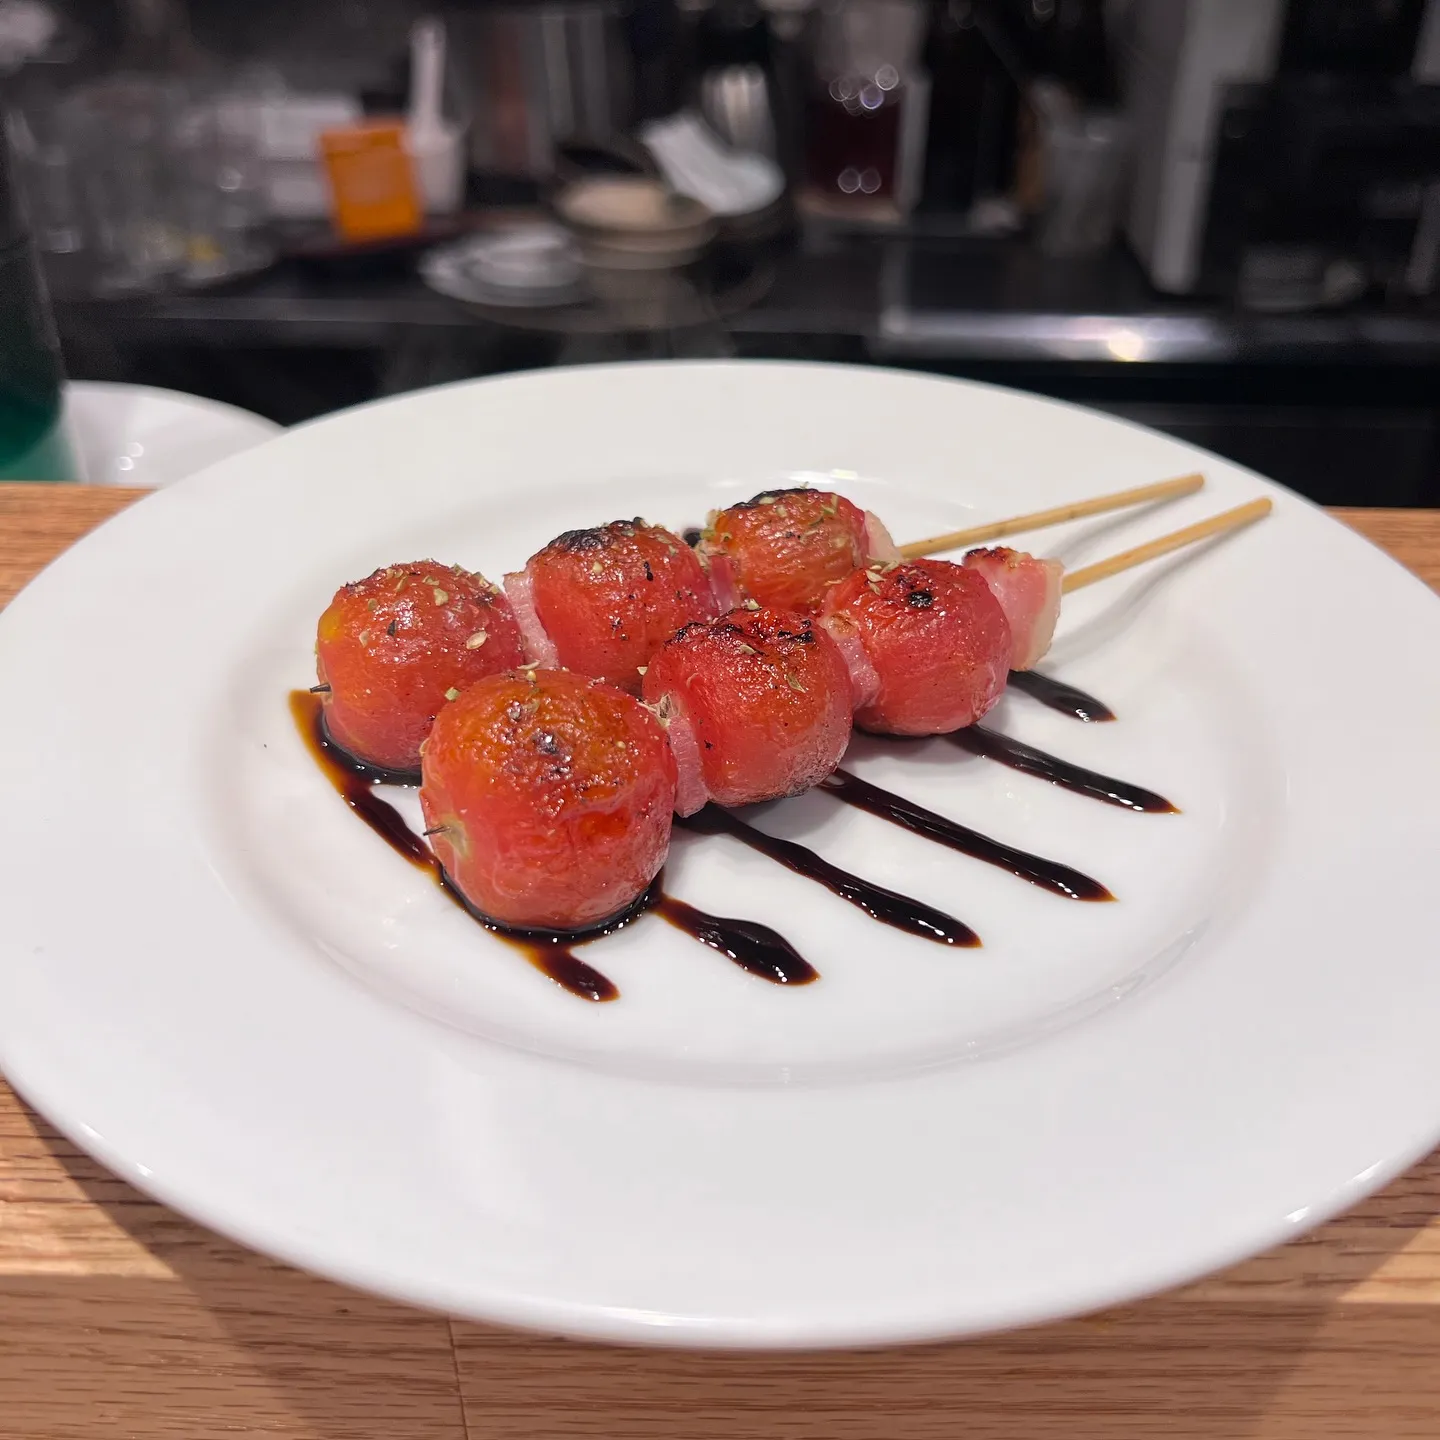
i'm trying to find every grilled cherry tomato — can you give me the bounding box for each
[821,560,1012,735]
[643,606,853,812]
[420,668,676,931]
[505,519,717,693]
[698,488,897,614]
[316,560,525,773]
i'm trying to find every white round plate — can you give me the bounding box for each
[63,381,281,487]
[3,363,1440,1348]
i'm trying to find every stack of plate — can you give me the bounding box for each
[554,177,718,272]
[419,226,588,308]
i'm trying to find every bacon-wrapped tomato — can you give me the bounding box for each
[698,488,898,614]
[419,668,676,931]
[821,560,1012,736]
[316,560,526,774]
[504,519,717,693]
[642,606,853,813]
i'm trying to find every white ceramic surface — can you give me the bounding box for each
[64,381,281,487]
[2,363,1440,1348]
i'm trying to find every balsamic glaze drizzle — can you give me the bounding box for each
[952,727,1177,814]
[653,893,817,984]
[293,651,1142,998]
[818,769,1114,902]
[443,878,639,1003]
[290,691,818,996]
[290,690,624,999]
[1007,669,1117,723]
[289,692,430,862]
[678,805,979,947]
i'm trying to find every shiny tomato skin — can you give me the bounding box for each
[642,606,852,808]
[316,560,526,773]
[821,560,1012,735]
[699,488,869,614]
[522,519,717,692]
[419,669,676,931]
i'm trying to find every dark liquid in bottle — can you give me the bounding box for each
[803,85,903,199]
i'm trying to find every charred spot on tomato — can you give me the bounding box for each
[906,589,935,609]
[734,486,811,511]
[550,526,611,555]
[775,622,816,643]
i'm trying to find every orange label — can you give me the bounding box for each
[319,121,423,242]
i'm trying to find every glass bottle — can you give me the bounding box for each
[0,120,75,481]
[921,0,1019,213]
[802,0,928,208]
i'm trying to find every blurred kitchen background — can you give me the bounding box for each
[5,0,1440,503]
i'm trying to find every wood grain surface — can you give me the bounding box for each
[3,483,1440,1439]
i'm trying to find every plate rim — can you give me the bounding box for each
[4,359,1440,1348]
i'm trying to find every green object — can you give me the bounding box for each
[0,388,75,482]
[0,126,75,482]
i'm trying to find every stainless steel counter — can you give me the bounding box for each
[47,236,1440,364]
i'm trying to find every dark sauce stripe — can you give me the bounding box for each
[314,715,423,786]
[291,689,621,1001]
[653,894,818,985]
[441,872,646,1003]
[952,727,1177,814]
[678,805,979,947]
[1007,669,1116,723]
[819,768,1114,902]
[290,690,820,995]
[290,691,431,861]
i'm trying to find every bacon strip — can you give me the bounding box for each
[962,547,1063,671]
[502,566,560,668]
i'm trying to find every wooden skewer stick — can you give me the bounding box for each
[1061,498,1273,595]
[897,472,1205,561]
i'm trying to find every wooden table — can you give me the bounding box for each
[4,485,1440,1440]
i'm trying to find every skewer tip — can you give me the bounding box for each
[899,471,1210,562]
[1061,496,1274,595]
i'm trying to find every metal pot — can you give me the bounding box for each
[448,1,634,181]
